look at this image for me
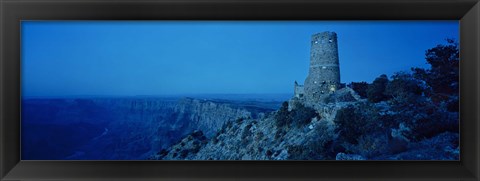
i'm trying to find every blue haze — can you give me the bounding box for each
[21,21,459,97]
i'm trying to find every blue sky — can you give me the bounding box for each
[21,21,458,97]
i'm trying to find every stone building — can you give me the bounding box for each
[294,31,341,104]
[293,81,304,98]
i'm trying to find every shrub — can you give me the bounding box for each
[385,72,423,99]
[413,39,459,104]
[446,98,459,112]
[192,140,200,146]
[191,144,202,153]
[334,104,382,144]
[355,132,390,158]
[266,149,273,157]
[385,72,424,109]
[366,74,389,103]
[390,96,459,141]
[158,149,168,157]
[275,101,318,128]
[241,124,253,146]
[225,121,233,129]
[235,117,244,124]
[287,144,326,160]
[218,121,232,135]
[191,130,204,138]
[388,137,409,154]
[275,101,291,128]
[290,103,319,127]
[313,121,335,146]
[211,136,219,144]
[257,147,264,153]
[287,145,309,160]
[410,110,458,140]
[180,149,189,158]
[241,124,253,140]
[311,121,336,159]
[334,106,364,144]
[350,81,369,98]
[288,122,335,160]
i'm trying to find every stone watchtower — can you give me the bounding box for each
[303,31,341,103]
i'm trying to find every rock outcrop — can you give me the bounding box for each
[150,87,459,161]
[150,95,345,160]
[174,98,252,137]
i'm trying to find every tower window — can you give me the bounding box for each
[329,39,333,43]
[314,41,318,44]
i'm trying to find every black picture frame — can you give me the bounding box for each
[1,0,479,180]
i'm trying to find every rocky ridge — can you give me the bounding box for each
[150,87,459,160]
[150,88,359,160]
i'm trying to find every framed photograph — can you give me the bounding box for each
[1,0,479,180]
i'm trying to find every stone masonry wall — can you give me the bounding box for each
[303,31,341,104]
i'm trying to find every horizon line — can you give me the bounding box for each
[21,93,294,99]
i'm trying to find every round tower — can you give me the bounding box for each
[304,31,340,103]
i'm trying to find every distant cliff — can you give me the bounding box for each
[91,97,264,159]
[173,98,252,137]
[22,97,277,160]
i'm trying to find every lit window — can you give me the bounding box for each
[329,39,333,43]
[314,41,318,44]
[322,66,326,69]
